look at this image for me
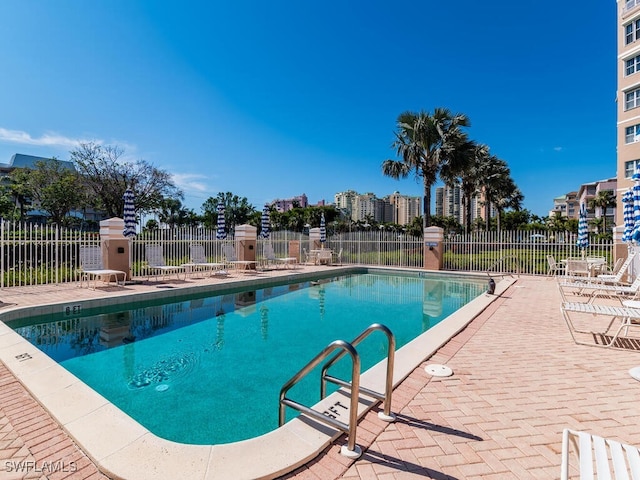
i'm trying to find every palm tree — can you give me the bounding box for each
[382,108,470,229]
[481,157,522,231]
[444,142,489,234]
[588,190,616,233]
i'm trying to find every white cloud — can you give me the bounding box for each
[172,173,210,193]
[0,127,100,148]
[553,146,563,152]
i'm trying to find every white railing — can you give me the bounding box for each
[443,230,614,276]
[0,221,615,288]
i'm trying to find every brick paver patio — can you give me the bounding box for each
[1,274,640,479]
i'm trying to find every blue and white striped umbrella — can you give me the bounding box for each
[122,188,136,238]
[576,203,589,250]
[260,204,270,239]
[632,164,640,243]
[320,212,326,244]
[216,204,227,240]
[622,189,634,243]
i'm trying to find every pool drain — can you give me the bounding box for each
[425,364,453,377]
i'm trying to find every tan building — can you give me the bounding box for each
[617,1,640,220]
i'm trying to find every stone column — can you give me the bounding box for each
[423,226,444,270]
[99,217,131,280]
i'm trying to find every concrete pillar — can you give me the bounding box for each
[288,240,300,262]
[235,224,257,268]
[423,226,444,270]
[99,217,132,280]
[309,228,322,250]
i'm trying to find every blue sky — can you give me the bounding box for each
[0,1,616,218]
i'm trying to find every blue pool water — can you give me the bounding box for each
[11,272,486,444]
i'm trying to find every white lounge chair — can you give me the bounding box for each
[144,245,186,281]
[559,275,640,304]
[561,301,640,349]
[78,245,126,289]
[596,251,637,283]
[222,244,256,272]
[561,428,640,479]
[263,243,297,269]
[184,244,227,277]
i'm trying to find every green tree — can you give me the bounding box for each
[201,192,255,232]
[382,108,471,229]
[10,160,85,226]
[71,142,182,218]
[588,190,616,233]
[481,157,522,231]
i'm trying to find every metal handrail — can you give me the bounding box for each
[279,339,361,455]
[486,254,521,276]
[320,323,396,421]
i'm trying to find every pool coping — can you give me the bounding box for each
[0,267,515,480]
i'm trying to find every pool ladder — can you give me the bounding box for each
[278,323,396,459]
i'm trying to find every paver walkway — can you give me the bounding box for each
[1,274,640,479]
[285,277,640,479]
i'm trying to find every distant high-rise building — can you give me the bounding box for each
[334,190,421,225]
[385,192,421,225]
[270,194,308,212]
[435,185,489,226]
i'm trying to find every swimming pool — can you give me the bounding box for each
[9,271,486,445]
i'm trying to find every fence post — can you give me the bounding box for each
[424,227,444,270]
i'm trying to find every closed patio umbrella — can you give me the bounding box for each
[216,204,227,240]
[622,189,634,243]
[632,164,640,242]
[123,188,136,238]
[576,203,589,254]
[320,212,326,246]
[260,204,270,239]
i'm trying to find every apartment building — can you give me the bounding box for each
[270,193,308,212]
[549,191,579,219]
[435,185,486,225]
[333,190,421,225]
[617,1,640,220]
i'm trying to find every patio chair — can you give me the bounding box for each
[263,242,297,269]
[78,245,126,289]
[302,247,312,265]
[565,259,591,277]
[185,244,227,277]
[144,245,186,281]
[547,255,565,276]
[560,428,640,479]
[560,301,640,349]
[332,248,343,266]
[222,244,256,272]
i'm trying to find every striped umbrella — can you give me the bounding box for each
[260,204,270,239]
[216,204,227,240]
[576,203,589,251]
[622,189,634,243]
[320,212,326,245]
[633,164,640,243]
[122,188,136,238]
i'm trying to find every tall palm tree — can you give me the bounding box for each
[382,108,470,229]
[479,156,509,230]
[588,190,616,233]
[444,142,490,234]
